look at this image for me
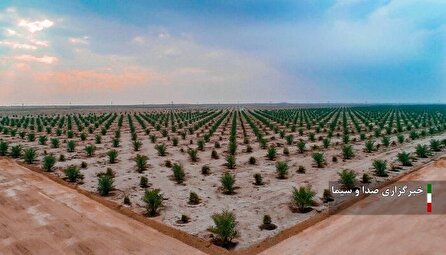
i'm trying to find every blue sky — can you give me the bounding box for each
[0,0,445,104]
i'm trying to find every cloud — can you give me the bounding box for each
[69,36,89,45]
[14,55,58,64]
[30,39,49,47]
[0,41,37,49]
[158,31,170,39]
[18,19,54,33]
[0,4,296,104]
[34,68,164,92]
[5,28,17,36]
[132,36,145,44]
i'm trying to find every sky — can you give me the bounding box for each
[0,0,446,105]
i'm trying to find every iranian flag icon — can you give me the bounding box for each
[427,183,432,213]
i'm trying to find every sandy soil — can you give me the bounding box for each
[259,157,446,255]
[1,107,445,249]
[0,158,206,255]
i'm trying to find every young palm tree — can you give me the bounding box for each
[259,138,267,149]
[95,134,102,144]
[415,144,429,158]
[342,134,350,144]
[211,149,219,159]
[362,173,372,183]
[171,163,185,184]
[64,165,82,182]
[266,145,277,160]
[134,154,148,173]
[312,152,325,168]
[172,137,179,146]
[276,161,289,179]
[338,169,357,190]
[409,131,419,140]
[10,145,22,158]
[0,140,8,156]
[197,139,205,151]
[84,145,96,157]
[397,134,405,144]
[309,132,316,142]
[359,133,366,141]
[373,159,388,177]
[225,155,236,169]
[253,173,263,185]
[42,154,56,172]
[107,149,118,164]
[132,140,142,151]
[143,189,163,217]
[297,140,306,153]
[155,143,167,156]
[97,174,114,196]
[209,210,237,247]
[221,172,236,194]
[27,132,36,142]
[23,148,37,164]
[201,165,210,175]
[188,191,200,205]
[285,134,294,145]
[397,151,412,166]
[381,136,390,147]
[38,135,48,145]
[342,145,354,159]
[150,134,157,143]
[322,138,331,149]
[67,140,76,152]
[115,130,121,139]
[364,140,374,153]
[112,138,120,148]
[228,141,237,155]
[292,185,315,212]
[188,148,199,162]
[430,139,442,152]
[140,176,149,188]
[50,138,60,148]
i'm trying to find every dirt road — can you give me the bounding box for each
[0,159,206,255]
[260,157,446,255]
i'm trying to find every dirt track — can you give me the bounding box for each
[260,157,446,255]
[0,159,206,255]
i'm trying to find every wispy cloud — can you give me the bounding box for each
[5,28,17,36]
[18,19,54,33]
[30,39,49,47]
[14,55,58,64]
[35,68,160,91]
[69,36,89,45]
[0,41,37,49]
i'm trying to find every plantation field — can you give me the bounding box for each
[1,104,446,249]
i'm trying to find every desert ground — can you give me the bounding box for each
[0,158,207,255]
[260,156,446,255]
[1,153,444,255]
[0,105,445,251]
